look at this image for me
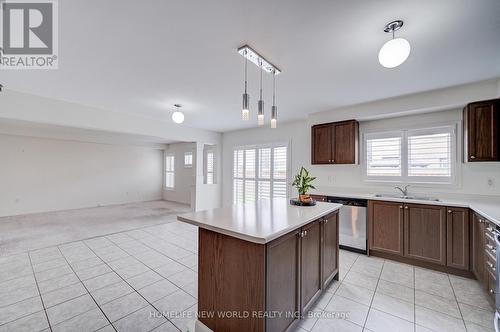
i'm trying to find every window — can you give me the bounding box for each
[364,126,455,184]
[184,152,193,167]
[233,144,288,204]
[206,150,214,184]
[165,154,175,189]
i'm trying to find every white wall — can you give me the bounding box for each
[221,80,500,206]
[163,142,196,205]
[0,134,163,217]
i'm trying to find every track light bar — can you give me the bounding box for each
[238,45,281,75]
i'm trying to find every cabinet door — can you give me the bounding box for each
[466,100,499,162]
[266,230,300,332]
[404,204,446,265]
[332,120,358,164]
[321,212,339,288]
[311,125,332,164]
[472,213,487,285]
[446,207,470,270]
[300,220,322,313]
[368,201,404,256]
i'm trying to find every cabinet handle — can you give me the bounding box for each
[487,261,495,268]
[490,289,495,294]
[448,210,452,213]
[399,206,403,209]
[479,219,484,223]
[487,244,494,250]
[470,155,476,159]
[324,219,329,224]
[404,206,409,209]
[304,230,308,237]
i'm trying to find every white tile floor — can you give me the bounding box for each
[0,219,495,332]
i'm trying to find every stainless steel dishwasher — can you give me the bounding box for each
[327,196,367,254]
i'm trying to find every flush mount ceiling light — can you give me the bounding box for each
[378,20,411,68]
[238,45,281,128]
[171,104,185,124]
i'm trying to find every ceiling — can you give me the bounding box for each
[2,0,500,132]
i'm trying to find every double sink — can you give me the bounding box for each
[373,193,440,202]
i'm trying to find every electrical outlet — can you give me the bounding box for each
[487,178,495,187]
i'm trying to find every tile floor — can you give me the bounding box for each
[0,218,495,332]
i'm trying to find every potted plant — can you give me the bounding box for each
[292,167,316,203]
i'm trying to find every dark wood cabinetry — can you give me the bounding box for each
[446,207,470,270]
[266,231,300,332]
[464,98,500,162]
[472,212,487,284]
[321,212,339,288]
[265,211,339,331]
[311,120,358,165]
[369,200,477,276]
[300,221,322,312]
[404,204,447,265]
[368,200,404,256]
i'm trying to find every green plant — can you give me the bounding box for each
[292,167,316,196]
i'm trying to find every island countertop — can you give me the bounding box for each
[177,198,342,244]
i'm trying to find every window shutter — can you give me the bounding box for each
[366,136,401,177]
[408,131,452,177]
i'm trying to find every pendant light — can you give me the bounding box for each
[378,20,411,68]
[271,71,277,129]
[172,104,185,124]
[257,59,264,126]
[241,49,250,121]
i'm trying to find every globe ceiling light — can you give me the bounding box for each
[172,104,185,124]
[378,20,411,68]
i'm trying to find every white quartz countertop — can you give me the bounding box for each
[313,189,500,226]
[177,198,342,244]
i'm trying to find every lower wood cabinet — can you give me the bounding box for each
[404,204,446,265]
[446,207,470,270]
[368,201,404,256]
[266,211,339,332]
[266,231,300,332]
[369,200,473,274]
[321,212,339,288]
[300,220,322,313]
[472,212,487,283]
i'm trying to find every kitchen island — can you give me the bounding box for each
[177,198,342,332]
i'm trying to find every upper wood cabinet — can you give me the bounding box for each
[464,98,500,162]
[311,120,359,165]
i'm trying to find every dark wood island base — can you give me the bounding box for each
[197,211,339,332]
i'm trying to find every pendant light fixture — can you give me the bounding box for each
[378,20,411,68]
[237,45,281,126]
[172,104,185,124]
[257,59,264,126]
[241,49,250,121]
[271,70,277,129]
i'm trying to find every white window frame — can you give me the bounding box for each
[165,153,175,190]
[233,142,290,204]
[184,152,193,168]
[363,125,457,185]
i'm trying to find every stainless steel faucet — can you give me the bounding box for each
[394,185,410,197]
